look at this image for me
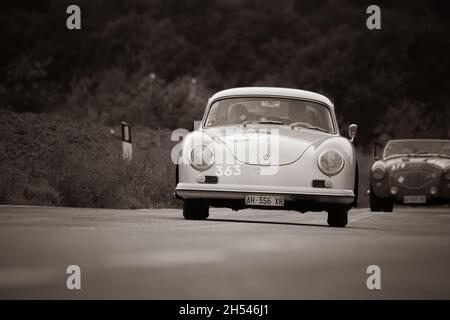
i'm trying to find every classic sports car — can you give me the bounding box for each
[175,87,359,227]
[370,139,450,212]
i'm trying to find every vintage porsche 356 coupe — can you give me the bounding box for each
[370,139,450,212]
[175,87,359,227]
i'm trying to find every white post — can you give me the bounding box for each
[121,122,132,160]
[193,120,201,131]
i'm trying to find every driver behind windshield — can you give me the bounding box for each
[288,103,319,126]
[227,103,249,124]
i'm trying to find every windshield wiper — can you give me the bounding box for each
[289,122,329,133]
[243,120,284,127]
[307,126,329,133]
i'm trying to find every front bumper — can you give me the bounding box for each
[175,183,355,205]
[371,179,450,202]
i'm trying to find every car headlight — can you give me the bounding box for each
[318,150,344,176]
[189,145,215,171]
[372,166,386,180]
[444,168,450,180]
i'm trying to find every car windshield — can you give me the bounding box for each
[384,140,450,159]
[204,97,335,132]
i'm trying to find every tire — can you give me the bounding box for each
[183,199,209,220]
[370,188,383,212]
[327,207,348,228]
[383,199,394,212]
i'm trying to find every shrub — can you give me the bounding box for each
[0,164,27,204]
[23,179,61,206]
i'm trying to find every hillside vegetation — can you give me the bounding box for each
[1,0,449,144]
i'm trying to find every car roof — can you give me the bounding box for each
[209,87,334,108]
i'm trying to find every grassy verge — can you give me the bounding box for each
[0,110,178,209]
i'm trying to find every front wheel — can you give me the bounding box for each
[327,207,348,228]
[183,199,209,220]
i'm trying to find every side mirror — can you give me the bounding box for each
[348,124,358,142]
[373,142,379,161]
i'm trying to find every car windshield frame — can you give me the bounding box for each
[383,139,450,160]
[202,95,337,134]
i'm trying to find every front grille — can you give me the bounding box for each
[393,170,434,189]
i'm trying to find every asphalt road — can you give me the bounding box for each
[0,205,449,299]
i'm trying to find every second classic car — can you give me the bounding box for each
[370,139,450,212]
[175,87,359,227]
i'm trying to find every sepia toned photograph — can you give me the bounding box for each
[0,0,449,307]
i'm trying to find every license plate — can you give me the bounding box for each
[403,195,426,204]
[245,195,284,207]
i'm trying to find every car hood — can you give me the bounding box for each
[384,156,450,170]
[204,126,330,165]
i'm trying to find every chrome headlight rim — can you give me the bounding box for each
[372,166,386,180]
[317,149,345,177]
[189,144,215,172]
